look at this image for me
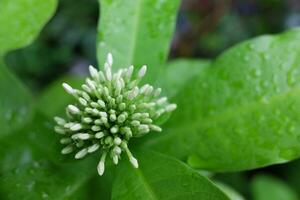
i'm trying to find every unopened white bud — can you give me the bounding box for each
[114,137,122,145]
[104,64,112,81]
[107,52,113,66]
[130,156,139,168]
[62,83,74,95]
[61,145,74,154]
[89,65,99,79]
[70,123,82,131]
[149,124,162,132]
[75,148,88,159]
[154,88,162,97]
[138,65,147,78]
[97,152,107,176]
[67,105,80,114]
[127,65,134,79]
[88,144,100,153]
[54,117,66,125]
[166,104,177,112]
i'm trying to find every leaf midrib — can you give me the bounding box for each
[134,167,159,200]
[127,0,142,66]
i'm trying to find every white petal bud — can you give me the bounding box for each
[95,132,105,139]
[62,83,74,95]
[104,63,112,81]
[149,124,162,132]
[70,123,82,131]
[54,117,66,126]
[61,145,74,154]
[127,65,134,79]
[54,126,65,134]
[89,65,99,79]
[88,144,100,153]
[114,137,122,145]
[165,104,177,112]
[130,156,139,168]
[78,97,87,106]
[75,148,88,159]
[107,53,113,66]
[67,105,80,114]
[138,65,147,78]
[97,152,107,176]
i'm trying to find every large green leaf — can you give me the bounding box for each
[251,175,298,200]
[0,112,110,199]
[0,158,97,200]
[97,0,180,82]
[160,59,211,98]
[145,28,300,171]
[0,0,57,137]
[0,62,33,138]
[112,150,229,200]
[0,0,57,55]
[37,76,84,118]
[0,113,64,173]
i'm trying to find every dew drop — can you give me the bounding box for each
[289,125,295,133]
[42,192,49,199]
[27,181,35,191]
[254,69,261,77]
[98,42,106,48]
[244,55,250,61]
[263,53,271,60]
[261,96,269,104]
[262,81,269,88]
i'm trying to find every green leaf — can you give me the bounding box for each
[97,0,180,82]
[0,0,57,137]
[0,158,97,200]
[251,175,298,200]
[0,113,110,200]
[216,182,245,200]
[0,0,57,55]
[37,76,84,118]
[145,28,300,171]
[160,59,211,98]
[0,113,64,172]
[0,62,33,138]
[112,150,229,200]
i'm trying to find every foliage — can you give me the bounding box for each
[0,0,300,199]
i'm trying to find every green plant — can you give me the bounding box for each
[1,0,300,199]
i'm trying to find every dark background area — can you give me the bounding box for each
[5,0,300,197]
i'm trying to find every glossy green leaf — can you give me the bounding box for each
[37,76,84,118]
[112,150,229,200]
[251,175,298,200]
[97,0,180,82]
[160,59,211,98]
[0,113,64,172]
[0,158,97,200]
[0,113,110,199]
[0,62,33,138]
[0,0,57,55]
[216,182,245,200]
[145,28,300,171]
[0,0,57,137]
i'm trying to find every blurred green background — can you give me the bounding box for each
[4,0,300,198]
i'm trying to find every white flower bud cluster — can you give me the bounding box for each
[54,53,176,176]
